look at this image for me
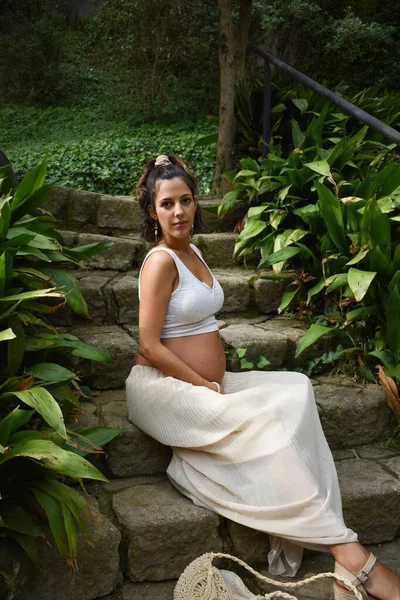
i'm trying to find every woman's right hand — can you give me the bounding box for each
[207,381,225,394]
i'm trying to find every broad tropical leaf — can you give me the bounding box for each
[387,286,400,362]
[0,327,16,341]
[295,324,334,357]
[347,268,376,302]
[26,363,78,384]
[0,406,35,445]
[0,439,108,481]
[11,161,47,211]
[315,181,346,253]
[7,387,67,439]
[278,287,299,314]
[39,269,89,319]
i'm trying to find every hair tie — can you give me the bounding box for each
[155,154,171,167]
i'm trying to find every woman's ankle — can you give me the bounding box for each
[330,541,370,573]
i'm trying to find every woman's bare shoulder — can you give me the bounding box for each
[140,249,177,286]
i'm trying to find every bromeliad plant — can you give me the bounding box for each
[219,106,400,410]
[0,161,120,571]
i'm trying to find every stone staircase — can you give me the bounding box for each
[26,186,400,600]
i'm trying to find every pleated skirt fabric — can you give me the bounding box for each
[125,365,358,577]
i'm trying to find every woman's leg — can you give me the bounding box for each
[330,542,400,599]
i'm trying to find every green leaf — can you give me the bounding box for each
[68,427,121,457]
[345,306,374,324]
[0,439,108,481]
[240,358,254,370]
[11,532,40,564]
[26,363,78,384]
[62,241,113,261]
[259,246,301,268]
[235,348,247,358]
[0,287,62,302]
[278,185,291,201]
[196,132,218,146]
[295,324,334,357]
[6,315,25,375]
[7,227,60,250]
[256,355,270,368]
[387,286,400,362]
[0,407,35,446]
[291,120,305,149]
[307,278,325,305]
[11,184,53,224]
[16,246,52,262]
[346,246,370,266]
[217,191,239,218]
[347,268,377,302]
[234,170,258,179]
[304,160,331,177]
[9,387,67,439]
[34,479,92,538]
[39,269,89,318]
[292,98,308,113]
[0,199,11,242]
[368,350,394,369]
[0,506,42,536]
[0,327,16,341]
[315,181,347,252]
[325,273,348,293]
[240,158,259,172]
[11,161,47,211]
[278,287,299,313]
[31,488,70,559]
[69,341,113,362]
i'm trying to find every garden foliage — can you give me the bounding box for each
[220,84,400,397]
[0,162,120,567]
[2,116,217,196]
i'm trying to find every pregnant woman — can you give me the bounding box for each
[125,154,400,600]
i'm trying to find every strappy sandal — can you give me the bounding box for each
[334,553,377,599]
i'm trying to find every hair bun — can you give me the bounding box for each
[155,154,171,167]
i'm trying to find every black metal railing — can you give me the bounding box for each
[249,45,400,156]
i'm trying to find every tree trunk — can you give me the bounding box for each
[235,0,253,84]
[213,0,236,194]
[213,0,253,194]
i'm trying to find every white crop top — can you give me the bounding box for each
[138,244,224,339]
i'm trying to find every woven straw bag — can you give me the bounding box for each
[174,552,364,600]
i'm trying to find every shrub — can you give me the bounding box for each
[0,161,120,573]
[219,93,400,400]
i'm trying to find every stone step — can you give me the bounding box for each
[60,230,245,270]
[87,455,400,583]
[45,185,239,235]
[102,537,400,600]
[55,267,291,327]
[65,315,339,390]
[73,378,390,484]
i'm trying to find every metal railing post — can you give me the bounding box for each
[262,60,272,157]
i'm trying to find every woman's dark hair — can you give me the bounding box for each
[136,154,202,243]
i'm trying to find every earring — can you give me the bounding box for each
[154,221,158,242]
[191,223,194,236]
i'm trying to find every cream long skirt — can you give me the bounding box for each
[125,366,357,577]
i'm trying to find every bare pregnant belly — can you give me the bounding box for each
[136,331,226,383]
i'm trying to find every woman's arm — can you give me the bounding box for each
[138,251,219,392]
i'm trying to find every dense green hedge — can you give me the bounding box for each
[2,107,216,195]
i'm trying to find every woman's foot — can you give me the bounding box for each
[330,542,400,600]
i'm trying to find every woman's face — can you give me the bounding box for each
[152,177,196,241]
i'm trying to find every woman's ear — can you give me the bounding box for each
[148,205,157,220]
